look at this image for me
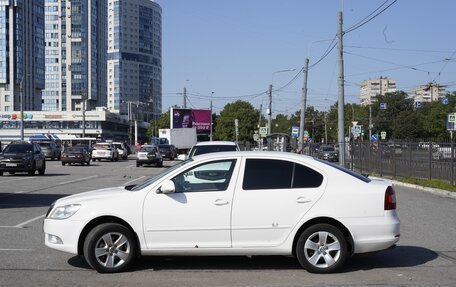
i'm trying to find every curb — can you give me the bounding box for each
[391,180,456,199]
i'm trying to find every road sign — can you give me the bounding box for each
[291,126,299,137]
[415,101,421,108]
[380,102,387,110]
[352,121,358,127]
[371,134,378,141]
[442,98,449,105]
[449,113,456,123]
[259,126,268,135]
[381,131,386,140]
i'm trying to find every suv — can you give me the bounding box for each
[136,145,163,167]
[112,142,128,160]
[0,141,46,176]
[91,142,119,162]
[188,141,240,159]
[158,144,177,160]
[35,141,61,161]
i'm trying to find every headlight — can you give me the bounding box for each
[48,204,81,219]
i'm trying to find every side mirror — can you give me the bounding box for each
[157,180,176,194]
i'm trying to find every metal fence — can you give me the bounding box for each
[345,141,456,185]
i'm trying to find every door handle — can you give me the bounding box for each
[214,199,229,206]
[296,197,311,204]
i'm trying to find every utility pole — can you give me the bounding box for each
[183,86,187,108]
[299,58,309,153]
[268,84,272,136]
[337,11,346,167]
[258,103,262,149]
[210,92,214,141]
[20,78,24,141]
[82,96,86,138]
[324,113,328,144]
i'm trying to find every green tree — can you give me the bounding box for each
[147,110,170,138]
[214,100,258,142]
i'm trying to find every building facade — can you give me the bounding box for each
[43,0,107,112]
[0,0,45,112]
[107,0,162,123]
[359,77,397,106]
[410,82,446,104]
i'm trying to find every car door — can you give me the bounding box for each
[143,158,240,249]
[231,158,326,248]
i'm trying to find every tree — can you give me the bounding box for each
[147,110,170,138]
[214,100,258,142]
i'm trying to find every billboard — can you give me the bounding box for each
[171,108,211,134]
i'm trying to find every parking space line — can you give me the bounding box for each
[124,176,146,186]
[0,249,34,251]
[14,214,45,228]
[58,175,98,185]
[0,177,36,184]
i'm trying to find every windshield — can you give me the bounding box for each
[321,147,335,152]
[130,159,192,191]
[140,146,155,152]
[64,147,84,153]
[4,145,33,154]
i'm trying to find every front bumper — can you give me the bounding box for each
[43,218,85,255]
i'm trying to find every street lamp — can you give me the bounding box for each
[82,93,86,138]
[268,69,296,136]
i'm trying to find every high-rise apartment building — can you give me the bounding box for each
[107,0,162,122]
[0,0,45,112]
[359,77,397,106]
[410,82,446,103]
[43,0,107,112]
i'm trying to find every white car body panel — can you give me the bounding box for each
[44,151,400,261]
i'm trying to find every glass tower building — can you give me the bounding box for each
[43,0,107,112]
[107,0,162,122]
[0,0,45,112]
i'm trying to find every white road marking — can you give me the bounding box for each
[0,249,34,251]
[58,175,98,185]
[124,176,146,186]
[0,177,36,184]
[14,214,46,228]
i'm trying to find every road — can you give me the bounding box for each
[0,157,455,287]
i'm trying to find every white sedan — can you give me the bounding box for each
[44,151,400,273]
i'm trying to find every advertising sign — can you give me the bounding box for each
[171,108,211,134]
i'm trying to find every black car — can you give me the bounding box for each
[61,146,91,166]
[317,145,338,162]
[35,141,61,160]
[158,144,177,160]
[0,141,46,176]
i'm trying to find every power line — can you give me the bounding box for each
[345,0,398,34]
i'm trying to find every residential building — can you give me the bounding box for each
[410,82,446,104]
[359,77,397,106]
[107,0,162,122]
[0,0,45,112]
[43,0,107,112]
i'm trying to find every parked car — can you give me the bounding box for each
[61,146,91,166]
[188,141,240,159]
[432,144,453,160]
[136,144,163,167]
[0,141,46,176]
[381,144,402,158]
[158,144,177,160]
[112,142,128,160]
[44,151,399,274]
[316,145,338,162]
[73,144,94,158]
[91,143,119,162]
[35,141,61,161]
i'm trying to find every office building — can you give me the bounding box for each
[107,0,162,122]
[43,0,107,112]
[0,0,45,112]
[359,77,397,106]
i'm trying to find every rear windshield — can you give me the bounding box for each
[315,158,371,183]
[94,144,110,150]
[65,147,84,153]
[191,145,238,157]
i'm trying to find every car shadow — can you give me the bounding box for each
[0,193,68,209]
[67,245,438,272]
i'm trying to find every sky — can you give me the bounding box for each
[156,0,456,117]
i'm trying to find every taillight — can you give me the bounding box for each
[384,186,397,210]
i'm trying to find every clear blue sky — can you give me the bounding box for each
[157,0,456,117]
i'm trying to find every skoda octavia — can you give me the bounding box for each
[44,151,400,273]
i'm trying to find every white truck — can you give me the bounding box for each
[158,128,197,154]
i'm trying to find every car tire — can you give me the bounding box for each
[87,159,91,166]
[83,223,137,273]
[136,162,140,167]
[28,163,36,176]
[38,161,46,175]
[0,171,2,176]
[296,223,348,274]
[9,172,15,175]
[62,162,66,166]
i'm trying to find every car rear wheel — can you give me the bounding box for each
[83,223,137,273]
[28,163,36,176]
[296,224,348,273]
[38,161,46,175]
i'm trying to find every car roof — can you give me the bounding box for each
[193,141,238,147]
[191,150,313,161]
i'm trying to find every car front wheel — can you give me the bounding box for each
[83,223,137,273]
[296,223,348,273]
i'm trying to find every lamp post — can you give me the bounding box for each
[20,78,24,141]
[210,91,214,141]
[82,94,86,138]
[268,69,296,136]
